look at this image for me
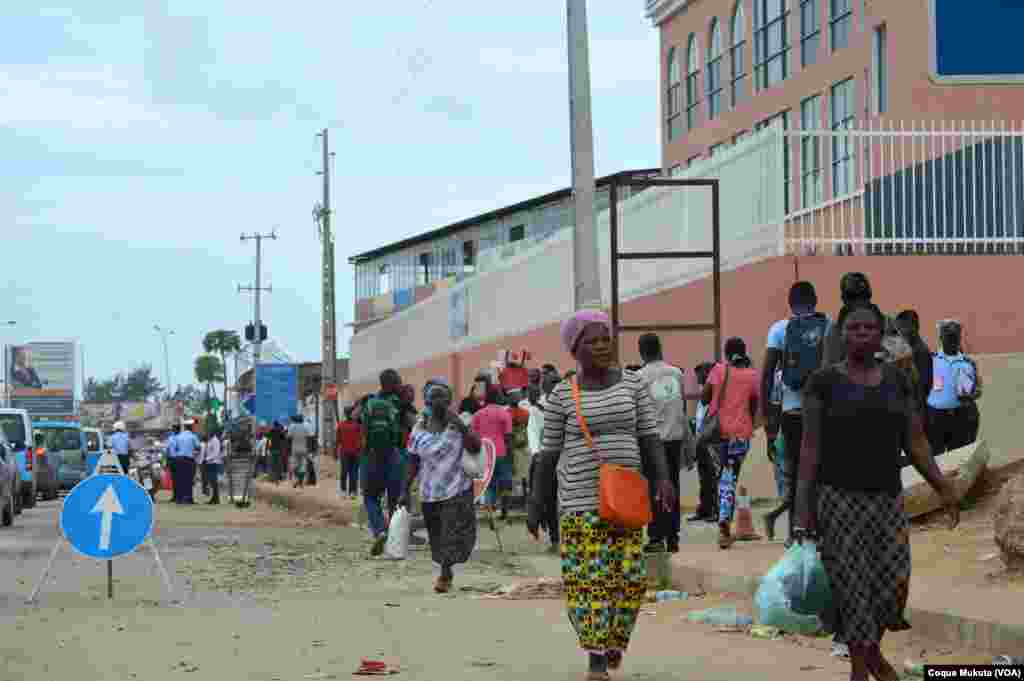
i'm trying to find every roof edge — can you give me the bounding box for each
[348,168,661,264]
[644,0,692,25]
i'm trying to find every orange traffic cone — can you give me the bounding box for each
[734,486,761,541]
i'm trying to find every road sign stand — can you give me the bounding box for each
[26,536,176,605]
[27,450,175,605]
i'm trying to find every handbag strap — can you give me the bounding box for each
[569,377,596,452]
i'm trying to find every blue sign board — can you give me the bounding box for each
[932,0,1024,79]
[60,475,153,559]
[254,363,298,427]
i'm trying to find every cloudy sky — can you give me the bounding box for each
[5,2,660,397]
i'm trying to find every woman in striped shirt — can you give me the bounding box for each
[528,309,675,681]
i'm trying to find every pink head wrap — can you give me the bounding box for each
[560,309,611,356]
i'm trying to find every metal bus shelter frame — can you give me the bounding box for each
[607,175,722,363]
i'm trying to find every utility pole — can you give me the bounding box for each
[239,231,277,366]
[567,0,602,310]
[314,128,338,463]
[154,325,174,399]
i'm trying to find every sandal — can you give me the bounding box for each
[433,576,451,594]
[718,526,735,550]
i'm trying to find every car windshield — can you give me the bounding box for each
[41,428,82,452]
[84,432,101,452]
[0,414,26,445]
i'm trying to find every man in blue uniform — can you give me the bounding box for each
[173,423,201,504]
[109,421,132,475]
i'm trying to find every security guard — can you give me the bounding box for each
[166,424,181,502]
[174,423,201,504]
[110,421,133,476]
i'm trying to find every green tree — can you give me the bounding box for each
[202,330,242,421]
[194,355,225,417]
[84,365,163,403]
[121,364,163,401]
[170,384,205,415]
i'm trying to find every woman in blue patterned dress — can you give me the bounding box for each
[402,379,480,594]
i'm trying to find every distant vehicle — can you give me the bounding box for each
[32,420,80,497]
[0,429,17,526]
[82,427,105,477]
[0,408,35,511]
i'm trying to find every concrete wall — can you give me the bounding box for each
[350,253,1024,402]
[349,129,785,387]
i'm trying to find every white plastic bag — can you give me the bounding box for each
[384,506,411,560]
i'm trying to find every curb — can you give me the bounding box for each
[666,562,1024,654]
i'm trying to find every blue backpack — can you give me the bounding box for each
[781,313,830,392]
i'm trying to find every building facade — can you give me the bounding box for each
[349,171,659,333]
[346,1,1024,408]
[651,0,1024,170]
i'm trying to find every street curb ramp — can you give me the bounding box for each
[250,481,354,526]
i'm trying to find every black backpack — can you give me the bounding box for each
[781,313,830,392]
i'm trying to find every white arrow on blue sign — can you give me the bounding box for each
[60,474,154,560]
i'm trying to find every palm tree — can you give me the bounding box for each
[194,354,225,419]
[203,330,242,418]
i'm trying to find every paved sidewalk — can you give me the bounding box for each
[667,524,1024,654]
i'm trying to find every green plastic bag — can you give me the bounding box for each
[755,542,833,634]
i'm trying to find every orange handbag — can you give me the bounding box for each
[570,377,653,530]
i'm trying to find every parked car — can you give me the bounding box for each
[0,430,16,526]
[0,408,35,511]
[30,421,76,499]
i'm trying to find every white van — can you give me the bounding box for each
[0,409,35,511]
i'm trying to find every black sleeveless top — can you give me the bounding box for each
[804,363,914,496]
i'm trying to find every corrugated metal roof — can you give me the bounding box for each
[348,169,660,264]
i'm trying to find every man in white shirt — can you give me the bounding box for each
[287,415,313,489]
[204,431,223,505]
[637,333,691,553]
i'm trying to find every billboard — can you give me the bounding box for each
[7,341,76,416]
[254,363,298,427]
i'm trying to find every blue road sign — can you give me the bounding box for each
[60,474,154,560]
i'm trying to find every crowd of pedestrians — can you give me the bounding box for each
[331,269,981,681]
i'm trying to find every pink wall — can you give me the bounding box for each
[348,254,1024,403]
[658,0,1024,170]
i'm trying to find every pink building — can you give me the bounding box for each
[650,0,1024,171]
[346,1,1024,404]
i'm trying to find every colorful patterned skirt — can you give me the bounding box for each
[560,511,647,653]
[817,484,912,645]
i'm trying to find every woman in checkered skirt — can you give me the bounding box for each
[795,302,960,681]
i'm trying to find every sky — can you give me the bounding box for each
[4,2,661,398]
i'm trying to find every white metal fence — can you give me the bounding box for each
[783,121,1024,255]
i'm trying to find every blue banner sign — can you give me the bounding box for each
[254,363,298,427]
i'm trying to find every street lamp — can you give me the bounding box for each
[154,325,174,399]
[1,320,15,408]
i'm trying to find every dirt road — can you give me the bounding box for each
[0,489,976,680]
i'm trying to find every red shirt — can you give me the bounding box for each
[336,420,364,457]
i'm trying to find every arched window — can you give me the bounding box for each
[731,2,748,105]
[754,0,789,90]
[666,47,682,141]
[685,34,700,130]
[707,19,724,119]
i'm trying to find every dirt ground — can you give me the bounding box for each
[0,465,1004,681]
